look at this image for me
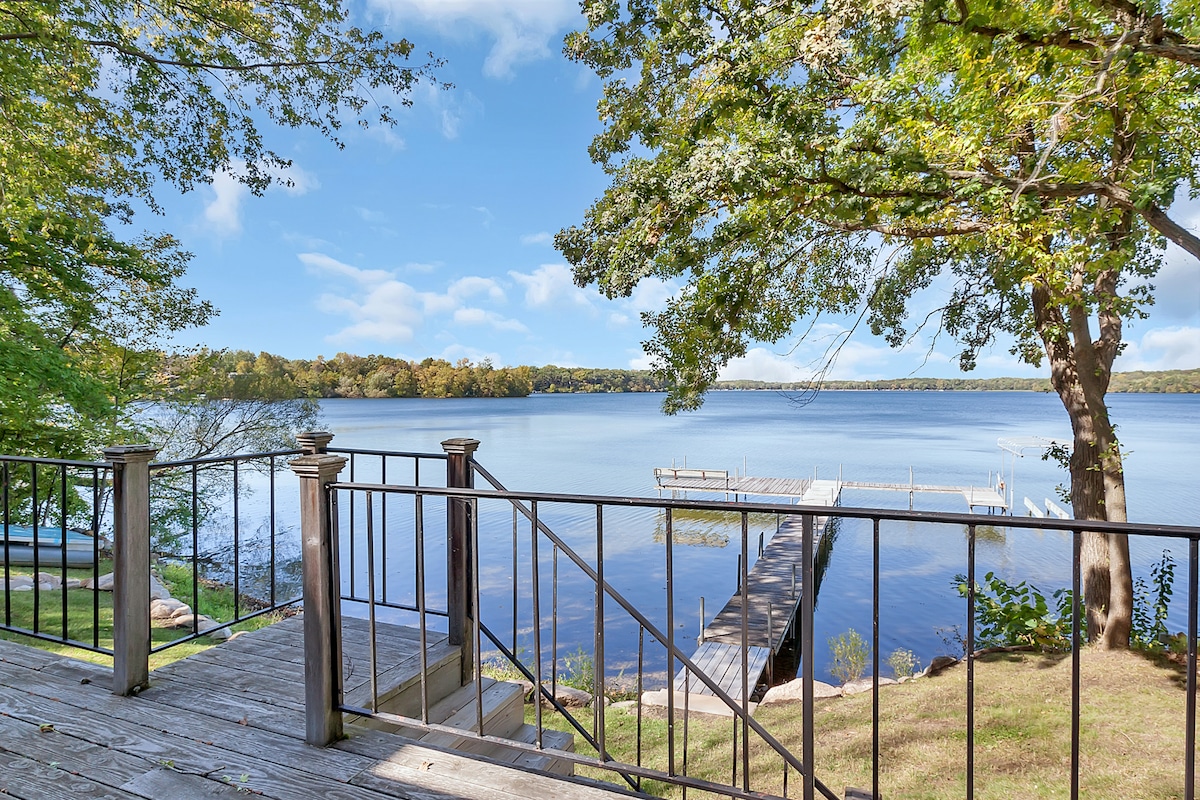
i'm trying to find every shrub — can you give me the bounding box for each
[887,648,919,678]
[955,572,1072,650]
[828,629,869,684]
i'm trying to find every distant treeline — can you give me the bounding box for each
[172,351,1200,399]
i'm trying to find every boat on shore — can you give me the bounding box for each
[2,525,106,567]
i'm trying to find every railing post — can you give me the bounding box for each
[105,444,157,696]
[290,432,347,746]
[443,437,480,686]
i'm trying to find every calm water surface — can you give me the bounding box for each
[316,391,1199,681]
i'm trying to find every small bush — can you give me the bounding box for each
[560,646,595,695]
[828,629,869,684]
[955,572,1072,650]
[887,648,919,678]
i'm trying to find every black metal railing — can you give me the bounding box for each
[147,448,304,651]
[0,454,111,653]
[321,450,1199,800]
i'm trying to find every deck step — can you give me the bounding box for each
[497,723,576,776]
[419,678,526,749]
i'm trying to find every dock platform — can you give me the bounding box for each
[0,618,635,800]
[670,481,841,704]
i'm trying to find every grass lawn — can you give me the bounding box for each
[1,560,291,670]
[528,650,1194,799]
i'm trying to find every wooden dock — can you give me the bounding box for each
[656,467,1008,511]
[841,480,1007,512]
[670,480,841,704]
[0,618,636,800]
[654,467,812,500]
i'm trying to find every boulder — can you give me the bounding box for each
[760,678,842,705]
[150,598,189,620]
[36,572,61,589]
[195,617,230,641]
[921,655,960,677]
[841,677,899,695]
[6,575,34,592]
[147,572,170,601]
[544,684,592,707]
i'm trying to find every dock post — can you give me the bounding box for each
[291,432,347,746]
[699,596,705,644]
[443,437,481,686]
[105,444,157,696]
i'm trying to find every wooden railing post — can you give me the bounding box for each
[442,437,480,686]
[105,444,157,696]
[290,432,347,746]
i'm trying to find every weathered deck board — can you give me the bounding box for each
[0,620,638,800]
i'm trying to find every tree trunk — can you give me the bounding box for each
[1032,281,1132,649]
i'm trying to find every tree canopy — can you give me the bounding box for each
[0,1,435,458]
[559,0,1200,647]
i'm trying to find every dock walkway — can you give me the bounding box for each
[654,468,812,500]
[0,618,636,800]
[670,480,841,703]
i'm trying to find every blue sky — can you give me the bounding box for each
[151,1,1199,382]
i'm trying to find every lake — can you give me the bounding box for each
[314,390,1199,682]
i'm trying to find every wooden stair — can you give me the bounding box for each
[337,619,575,776]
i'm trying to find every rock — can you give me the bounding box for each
[150,598,189,620]
[162,613,199,630]
[4,575,34,592]
[610,699,637,712]
[543,684,592,707]
[841,678,875,695]
[36,572,61,589]
[760,678,842,705]
[196,617,230,641]
[88,572,115,591]
[228,631,249,642]
[147,572,170,601]
[922,655,960,677]
[515,679,535,701]
[65,578,82,589]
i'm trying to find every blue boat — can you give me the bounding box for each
[1,525,106,567]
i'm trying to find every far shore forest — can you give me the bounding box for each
[185,350,1200,400]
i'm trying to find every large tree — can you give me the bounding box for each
[0,1,434,457]
[558,0,1200,648]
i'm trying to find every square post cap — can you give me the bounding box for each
[441,438,480,456]
[103,444,158,464]
[297,431,335,454]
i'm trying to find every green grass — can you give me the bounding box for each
[523,649,1195,799]
[1,559,290,670]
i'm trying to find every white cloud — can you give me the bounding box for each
[439,344,505,365]
[448,275,506,304]
[509,263,597,310]
[202,161,318,237]
[628,351,655,370]
[627,277,681,312]
[302,252,519,344]
[356,207,388,224]
[203,171,247,236]
[368,0,578,78]
[474,206,495,227]
[718,349,808,383]
[520,231,553,246]
[453,307,529,332]
[1116,326,1200,371]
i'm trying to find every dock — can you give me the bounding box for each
[668,480,841,704]
[0,618,634,800]
[654,467,812,500]
[655,466,1008,512]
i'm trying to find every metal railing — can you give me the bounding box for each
[306,440,1199,800]
[0,454,111,653]
[147,448,304,650]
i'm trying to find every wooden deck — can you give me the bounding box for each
[673,483,840,703]
[0,618,639,800]
[654,469,813,499]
